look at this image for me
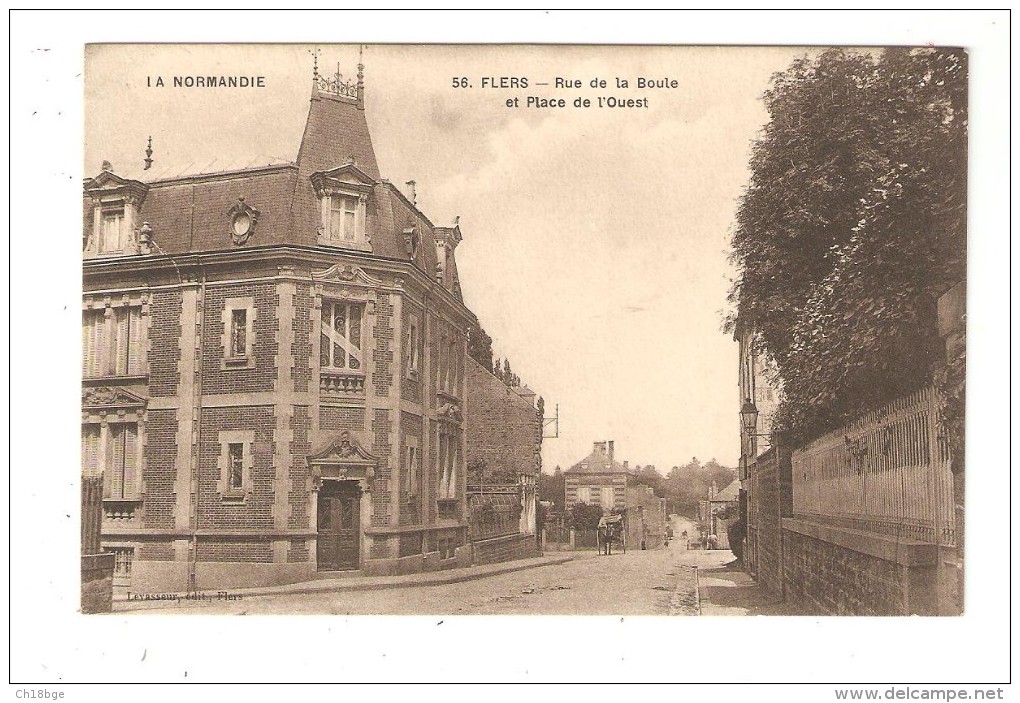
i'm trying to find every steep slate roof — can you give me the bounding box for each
[83,80,465,303]
[564,444,629,475]
[295,91,379,179]
[712,480,740,502]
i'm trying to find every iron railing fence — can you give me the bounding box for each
[792,386,955,546]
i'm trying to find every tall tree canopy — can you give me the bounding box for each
[729,48,967,442]
[467,323,493,370]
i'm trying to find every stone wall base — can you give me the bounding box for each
[781,517,944,616]
[472,532,540,566]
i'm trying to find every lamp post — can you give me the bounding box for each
[740,397,771,447]
[739,397,773,573]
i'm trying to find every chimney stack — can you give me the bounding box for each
[607,440,615,460]
[623,460,629,470]
[593,441,606,455]
[405,180,417,205]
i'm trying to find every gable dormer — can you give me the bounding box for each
[311,162,375,252]
[433,223,463,297]
[83,169,150,259]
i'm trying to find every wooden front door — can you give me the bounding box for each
[317,481,361,571]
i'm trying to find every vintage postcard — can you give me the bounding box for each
[78,41,968,619]
[8,12,1012,687]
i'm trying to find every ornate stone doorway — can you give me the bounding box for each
[307,431,377,572]
[316,480,361,571]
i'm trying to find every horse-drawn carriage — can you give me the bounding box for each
[596,514,627,555]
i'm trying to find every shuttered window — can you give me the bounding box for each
[82,425,101,478]
[83,307,143,377]
[104,424,138,500]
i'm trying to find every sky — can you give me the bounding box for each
[86,44,813,473]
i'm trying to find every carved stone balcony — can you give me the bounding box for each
[319,370,366,399]
[103,499,141,521]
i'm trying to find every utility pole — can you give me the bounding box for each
[543,403,560,439]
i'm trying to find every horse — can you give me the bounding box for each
[597,516,625,555]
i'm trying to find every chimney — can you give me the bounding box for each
[593,441,606,455]
[405,180,417,205]
[623,460,629,470]
[607,441,615,460]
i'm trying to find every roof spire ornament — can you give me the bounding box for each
[144,136,153,170]
[357,45,366,110]
[308,47,321,83]
[308,47,359,102]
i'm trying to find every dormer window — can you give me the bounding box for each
[83,170,149,259]
[101,209,126,253]
[329,194,360,242]
[311,164,374,252]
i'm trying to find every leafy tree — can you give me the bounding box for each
[729,48,967,443]
[538,466,565,510]
[467,323,493,370]
[628,464,666,497]
[570,502,604,531]
[665,458,737,517]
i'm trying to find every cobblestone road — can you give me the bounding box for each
[121,541,705,616]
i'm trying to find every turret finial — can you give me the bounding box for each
[357,45,365,110]
[308,47,321,82]
[144,136,153,170]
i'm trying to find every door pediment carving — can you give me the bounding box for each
[308,431,377,490]
[82,386,148,410]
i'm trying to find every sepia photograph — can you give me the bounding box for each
[79,41,966,618]
[8,9,1012,690]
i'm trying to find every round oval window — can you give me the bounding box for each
[232,212,251,237]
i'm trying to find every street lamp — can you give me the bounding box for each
[740,397,771,445]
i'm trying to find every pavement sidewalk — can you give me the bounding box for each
[692,550,809,616]
[115,553,575,603]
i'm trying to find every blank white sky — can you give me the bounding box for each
[85,44,812,472]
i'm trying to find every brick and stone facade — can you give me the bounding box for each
[464,359,543,562]
[82,64,480,590]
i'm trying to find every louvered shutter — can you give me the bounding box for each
[82,316,91,376]
[82,426,100,477]
[115,309,130,375]
[109,425,125,499]
[83,312,102,377]
[123,425,138,499]
[95,312,108,376]
[127,308,143,375]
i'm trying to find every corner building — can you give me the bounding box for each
[82,65,478,590]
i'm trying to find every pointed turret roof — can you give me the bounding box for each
[296,87,379,180]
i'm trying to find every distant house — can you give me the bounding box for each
[563,440,667,550]
[699,480,739,549]
[564,441,627,514]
